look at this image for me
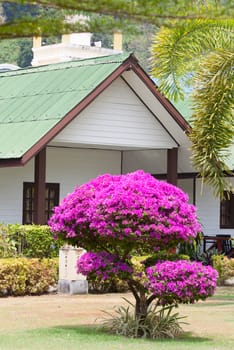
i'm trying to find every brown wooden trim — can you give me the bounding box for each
[193,176,196,205]
[0,158,24,167]
[142,171,234,180]
[154,172,198,180]
[120,151,123,174]
[167,148,178,185]
[34,148,46,224]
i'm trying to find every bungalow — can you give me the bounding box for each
[0,52,233,244]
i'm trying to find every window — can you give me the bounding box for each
[23,182,59,224]
[220,192,234,228]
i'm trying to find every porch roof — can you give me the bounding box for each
[0,52,189,166]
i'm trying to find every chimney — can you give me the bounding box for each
[33,36,42,48]
[113,31,122,51]
[61,34,70,44]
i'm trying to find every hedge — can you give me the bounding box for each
[212,255,234,285]
[0,258,58,296]
[0,224,63,258]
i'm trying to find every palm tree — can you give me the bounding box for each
[151,19,234,197]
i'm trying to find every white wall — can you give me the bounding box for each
[178,178,194,204]
[51,77,177,150]
[196,179,234,237]
[122,150,167,174]
[46,147,121,199]
[0,160,34,224]
[0,147,121,224]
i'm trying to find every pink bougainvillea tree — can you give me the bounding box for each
[49,170,218,320]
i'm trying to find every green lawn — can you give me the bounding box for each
[0,287,233,350]
[0,326,233,350]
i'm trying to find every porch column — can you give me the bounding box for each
[167,148,178,186]
[34,148,46,224]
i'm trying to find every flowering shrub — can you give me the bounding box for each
[77,251,133,280]
[49,170,217,336]
[146,260,218,305]
[49,170,201,252]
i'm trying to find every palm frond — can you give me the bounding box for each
[150,19,234,101]
[190,49,234,197]
[99,301,185,338]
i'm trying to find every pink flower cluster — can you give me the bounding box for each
[49,170,201,251]
[77,251,133,280]
[146,260,218,305]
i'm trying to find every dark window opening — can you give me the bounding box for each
[23,182,59,224]
[220,191,234,228]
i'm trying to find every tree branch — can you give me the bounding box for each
[146,294,158,307]
[127,280,140,304]
[0,0,232,26]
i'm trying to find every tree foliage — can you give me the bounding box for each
[0,2,156,69]
[0,37,33,67]
[0,3,60,66]
[151,19,234,197]
[0,1,233,39]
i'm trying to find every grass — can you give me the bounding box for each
[192,301,234,307]
[191,287,234,307]
[0,326,233,350]
[210,291,234,300]
[0,287,233,350]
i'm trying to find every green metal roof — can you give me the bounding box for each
[0,52,131,159]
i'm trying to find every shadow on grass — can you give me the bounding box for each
[1,325,216,350]
[50,325,212,343]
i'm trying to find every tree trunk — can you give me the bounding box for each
[128,280,148,322]
[127,279,156,336]
[135,296,148,322]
